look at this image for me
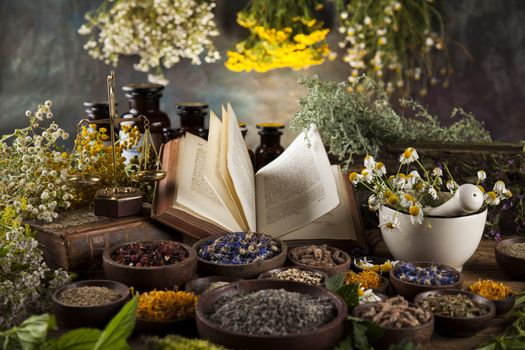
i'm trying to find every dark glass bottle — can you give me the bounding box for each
[176,102,209,140]
[255,123,285,171]
[120,83,170,160]
[239,122,255,169]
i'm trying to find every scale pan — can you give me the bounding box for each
[66,174,102,187]
[131,170,166,183]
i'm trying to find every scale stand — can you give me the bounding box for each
[68,71,166,218]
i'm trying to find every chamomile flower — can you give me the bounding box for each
[399,147,419,164]
[493,180,506,194]
[379,215,400,231]
[409,204,424,224]
[446,180,458,192]
[374,161,386,176]
[432,167,443,177]
[477,170,486,182]
[348,172,361,185]
[361,168,374,183]
[368,195,380,211]
[364,155,376,170]
[484,191,500,206]
[428,186,438,200]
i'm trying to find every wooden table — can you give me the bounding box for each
[373,239,525,349]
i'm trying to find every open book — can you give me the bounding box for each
[154,105,360,242]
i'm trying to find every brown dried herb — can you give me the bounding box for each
[111,241,188,267]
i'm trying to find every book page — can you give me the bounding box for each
[277,165,357,240]
[226,104,257,232]
[204,111,246,230]
[255,125,339,236]
[173,133,242,232]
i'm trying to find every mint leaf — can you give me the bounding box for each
[50,328,101,350]
[336,283,359,309]
[334,335,352,350]
[347,316,384,350]
[325,273,345,292]
[15,314,51,350]
[93,296,137,350]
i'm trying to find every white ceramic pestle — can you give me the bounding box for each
[424,184,484,217]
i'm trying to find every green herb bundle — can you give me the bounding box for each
[291,75,491,169]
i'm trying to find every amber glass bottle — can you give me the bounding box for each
[120,83,170,160]
[254,123,285,171]
[176,102,209,140]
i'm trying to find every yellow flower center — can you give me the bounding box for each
[349,172,358,182]
[409,205,420,216]
[402,149,413,159]
[387,195,399,206]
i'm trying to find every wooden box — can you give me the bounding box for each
[29,207,176,276]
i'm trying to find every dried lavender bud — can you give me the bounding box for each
[58,286,121,307]
[359,296,432,329]
[198,232,280,265]
[111,241,188,267]
[266,268,324,285]
[419,294,490,318]
[395,263,458,286]
[291,245,347,268]
[205,289,336,335]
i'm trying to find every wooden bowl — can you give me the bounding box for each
[352,302,434,349]
[491,293,516,316]
[196,280,347,350]
[352,256,391,276]
[103,240,197,292]
[135,317,196,337]
[193,234,287,279]
[372,276,390,295]
[288,245,351,277]
[495,237,525,280]
[389,262,463,301]
[184,276,241,295]
[414,289,496,337]
[258,266,328,286]
[53,279,130,329]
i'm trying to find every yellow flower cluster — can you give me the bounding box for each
[225,14,334,73]
[137,290,198,321]
[74,124,140,187]
[468,279,513,301]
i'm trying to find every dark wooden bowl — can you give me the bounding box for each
[352,256,391,276]
[196,280,347,350]
[193,234,287,279]
[103,240,197,292]
[258,266,329,286]
[288,245,351,277]
[495,237,525,280]
[389,262,463,301]
[53,279,130,329]
[414,289,496,337]
[491,293,516,316]
[135,317,197,337]
[184,276,241,295]
[352,302,434,349]
[372,276,390,295]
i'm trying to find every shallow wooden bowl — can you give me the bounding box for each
[196,280,347,350]
[352,301,434,349]
[372,276,390,295]
[414,289,496,337]
[258,266,329,286]
[184,276,241,295]
[491,293,516,316]
[288,245,351,277]
[103,240,197,292]
[193,234,287,279]
[389,261,463,301]
[495,236,525,280]
[53,279,130,329]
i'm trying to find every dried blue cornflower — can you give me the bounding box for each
[395,262,458,286]
[198,232,280,265]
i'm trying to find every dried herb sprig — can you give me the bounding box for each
[291,75,491,169]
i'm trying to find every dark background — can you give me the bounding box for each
[0,0,524,148]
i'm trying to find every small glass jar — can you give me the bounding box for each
[239,122,255,168]
[120,83,170,161]
[255,122,285,171]
[176,102,209,140]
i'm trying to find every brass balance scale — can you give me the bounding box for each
[67,71,166,217]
